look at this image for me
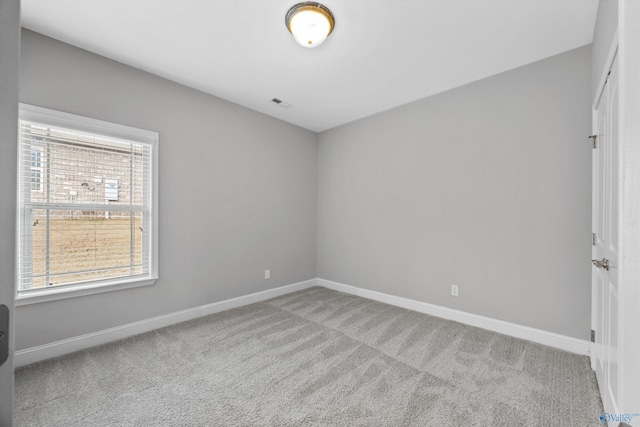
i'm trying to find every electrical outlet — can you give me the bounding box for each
[451,284,459,297]
[265,270,271,280]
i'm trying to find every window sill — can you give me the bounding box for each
[15,276,159,306]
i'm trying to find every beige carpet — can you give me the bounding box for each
[15,287,603,426]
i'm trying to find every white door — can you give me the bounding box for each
[592,53,620,415]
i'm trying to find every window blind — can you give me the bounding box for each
[18,119,153,294]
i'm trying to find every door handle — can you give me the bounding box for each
[592,258,609,271]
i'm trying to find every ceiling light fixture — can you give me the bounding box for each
[285,2,335,48]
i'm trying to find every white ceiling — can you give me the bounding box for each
[21,0,598,132]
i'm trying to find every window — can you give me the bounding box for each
[30,146,43,191]
[17,104,158,303]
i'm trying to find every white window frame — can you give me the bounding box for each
[16,104,159,305]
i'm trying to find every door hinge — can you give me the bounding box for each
[591,329,596,343]
[589,135,597,149]
[592,233,597,246]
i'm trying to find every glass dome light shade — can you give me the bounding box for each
[286,3,335,48]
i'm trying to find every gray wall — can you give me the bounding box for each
[17,28,594,352]
[317,46,592,340]
[592,0,618,97]
[0,0,19,423]
[16,30,318,350]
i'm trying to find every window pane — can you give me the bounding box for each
[29,209,144,289]
[30,170,41,191]
[22,124,147,207]
[30,149,40,167]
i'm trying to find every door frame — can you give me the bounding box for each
[616,0,640,414]
[0,0,20,425]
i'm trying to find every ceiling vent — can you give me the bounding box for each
[271,98,292,108]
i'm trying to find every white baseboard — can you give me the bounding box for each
[14,279,316,368]
[15,277,590,367]
[317,278,591,356]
